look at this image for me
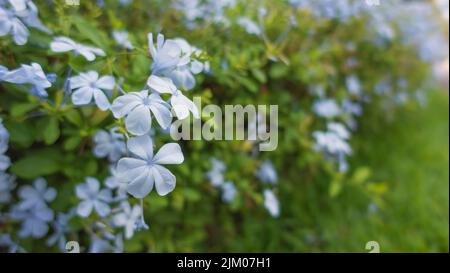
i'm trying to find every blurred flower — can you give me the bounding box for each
[263,189,280,218]
[46,211,74,251]
[116,135,184,198]
[313,99,341,118]
[50,36,106,61]
[112,201,142,239]
[10,204,54,239]
[93,127,126,162]
[346,75,362,96]
[256,160,278,184]
[17,177,56,210]
[76,177,112,217]
[206,158,226,187]
[112,30,133,50]
[221,181,237,203]
[0,6,28,45]
[105,165,128,199]
[69,71,115,111]
[0,62,52,97]
[0,172,15,203]
[147,75,199,119]
[0,155,10,172]
[237,17,261,36]
[327,122,350,140]
[111,90,172,136]
[0,124,9,150]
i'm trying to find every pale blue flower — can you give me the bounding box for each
[313,124,352,172]
[17,177,56,210]
[206,158,225,187]
[105,165,128,199]
[147,75,199,119]
[93,127,126,162]
[256,160,278,184]
[10,204,54,238]
[346,75,362,96]
[342,99,363,116]
[0,117,9,154]
[112,30,133,50]
[221,181,236,203]
[263,189,280,218]
[327,122,350,140]
[0,172,15,203]
[0,155,10,171]
[0,62,52,97]
[111,90,172,136]
[46,210,74,251]
[116,135,184,198]
[313,131,351,156]
[112,201,142,239]
[0,7,29,45]
[69,71,115,111]
[0,234,22,253]
[148,32,189,75]
[50,36,106,61]
[76,177,112,217]
[12,0,51,34]
[237,17,261,36]
[313,99,341,118]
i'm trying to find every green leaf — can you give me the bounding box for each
[11,148,62,179]
[11,102,39,118]
[3,120,35,148]
[40,117,60,145]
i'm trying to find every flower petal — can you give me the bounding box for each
[111,93,142,118]
[125,105,151,136]
[96,75,115,90]
[153,143,184,165]
[153,165,176,196]
[77,200,94,217]
[147,75,176,94]
[126,168,153,198]
[93,89,111,111]
[127,135,153,160]
[71,86,94,105]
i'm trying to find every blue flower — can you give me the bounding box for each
[312,99,341,118]
[10,204,54,239]
[206,158,226,187]
[221,181,237,203]
[112,30,133,50]
[346,75,362,96]
[148,32,188,75]
[75,177,112,217]
[17,177,56,210]
[111,90,172,136]
[112,201,143,239]
[0,172,15,203]
[147,75,199,119]
[263,189,280,218]
[46,210,74,251]
[116,135,184,198]
[105,165,128,199]
[93,127,126,162]
[0,63,52,97]
[0,6,29,45]
[69,71,115,111]
[237,17,261,36]
[256,160,278,184]
[50,36,106,61]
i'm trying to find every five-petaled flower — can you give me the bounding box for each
[116,135,184,198]
[69,71,115,111]
[76,177,112,217]
[50,36,106,61]
[111,90,172,136]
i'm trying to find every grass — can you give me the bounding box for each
[323,90,449,252]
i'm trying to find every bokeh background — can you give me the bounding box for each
[0,0,448,252]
